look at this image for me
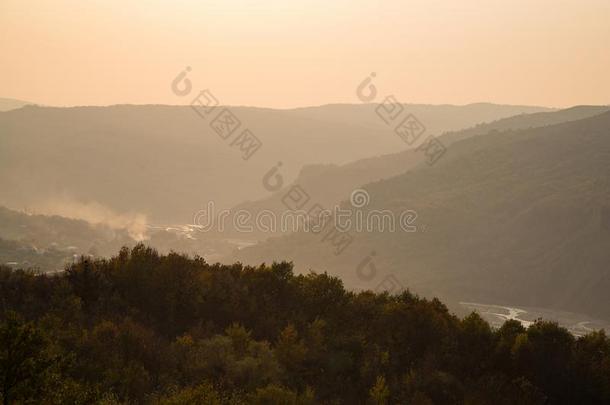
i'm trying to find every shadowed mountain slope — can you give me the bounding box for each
[226,106,607,241]
[234,111,610,319]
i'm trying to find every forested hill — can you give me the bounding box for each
[1,245,609,404]
[227,105,608,241]
[234,110,610,320]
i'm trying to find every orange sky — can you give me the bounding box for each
[1,0,609,108]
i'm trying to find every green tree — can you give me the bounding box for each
[0,312,60,405]
[155,382,223,405]
[248,384,314,405]
[369,375,390,405]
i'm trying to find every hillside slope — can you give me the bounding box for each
[234,111,610,319]
[225,106,608,241]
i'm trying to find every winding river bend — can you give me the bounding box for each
[459,302,610,337]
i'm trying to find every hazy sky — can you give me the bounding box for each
[1,0,609,108]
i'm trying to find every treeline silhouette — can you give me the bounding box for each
[1,245,609,404]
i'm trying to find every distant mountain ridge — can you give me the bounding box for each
[0,103,550,224]
[0,97,34,111]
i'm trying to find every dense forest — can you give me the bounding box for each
[1,245,609,404]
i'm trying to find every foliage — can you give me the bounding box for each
[1,245,609,404]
